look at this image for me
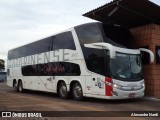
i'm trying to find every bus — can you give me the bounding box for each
[7,22,154,100]
[0,72,6,82]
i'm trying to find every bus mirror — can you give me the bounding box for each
[92,43,116,59]
[84,44,102,49]
[84,43,116,59]
[140,48,154,63]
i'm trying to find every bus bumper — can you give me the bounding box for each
[105,88,145,99]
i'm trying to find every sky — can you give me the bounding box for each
[0,0,160,70]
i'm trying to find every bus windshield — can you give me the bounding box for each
[109,53,142,81]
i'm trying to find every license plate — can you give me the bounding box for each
[129,93,135,98]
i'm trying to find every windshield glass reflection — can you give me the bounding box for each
[110,53,142,80]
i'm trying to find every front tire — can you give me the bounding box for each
[58,82,69,99]
[72,82,83,100]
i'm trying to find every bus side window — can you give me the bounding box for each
[53,32,76,50]
[85,48,106,76]
[75,23,102,44]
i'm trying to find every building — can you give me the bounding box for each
[83,0,160,98]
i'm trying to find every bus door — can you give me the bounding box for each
[91,57,106,96]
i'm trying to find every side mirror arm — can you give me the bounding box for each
[92,43,116,58]
[140,48,154,63]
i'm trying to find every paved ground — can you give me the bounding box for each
[0,82,159,120]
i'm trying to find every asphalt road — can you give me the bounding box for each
[0,82,159,120]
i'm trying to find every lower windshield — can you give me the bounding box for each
[110,53,142,81]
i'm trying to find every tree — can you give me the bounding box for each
[0,59,5,71]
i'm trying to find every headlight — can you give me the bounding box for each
[113,84,122,89]
[105,81,122,89]
[113,84,118,88]
[142,83,145,87]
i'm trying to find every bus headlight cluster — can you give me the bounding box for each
[113,84,122,89]
[142,83,145,87]
[106,81,122,89]
[140,81,145,88]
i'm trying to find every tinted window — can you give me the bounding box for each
[75,23,108,76]
[22,62,81,76]
[8,37,53,60]
[53,32,76,50]
[101,24,135,48]
[156,46,160,64]
[0,72,6,75]
[141,46,150,65]
[84,48,108,76]
[8,32,75,60]
[75,23,102,44]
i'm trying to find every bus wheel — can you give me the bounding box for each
[72,82,83,100]
[58,82,69,99]
[13,80,18,92]
[18,80,24,93]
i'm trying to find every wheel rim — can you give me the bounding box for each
[60,83,67,97]
[74,83,82,98]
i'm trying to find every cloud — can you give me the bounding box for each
[0,0,108,29]
[0,0,108,46]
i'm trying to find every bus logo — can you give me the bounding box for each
[2,112,11,117]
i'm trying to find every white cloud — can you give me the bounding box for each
[0,0,108,54]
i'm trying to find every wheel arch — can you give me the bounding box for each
[70,80,83,100]
[56,79,83,93]
[13,79,17,87]
[56,80,66,93]
[18,79,22,83]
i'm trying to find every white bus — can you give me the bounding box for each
[7,22,154,100]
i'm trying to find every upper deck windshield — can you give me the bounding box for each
[75,22,143,81]
[110,53,142,81]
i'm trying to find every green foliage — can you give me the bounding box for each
[0,59,5,71]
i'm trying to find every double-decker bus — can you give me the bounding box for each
[7,22,154,100]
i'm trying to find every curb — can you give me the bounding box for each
[143,97,160,102]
